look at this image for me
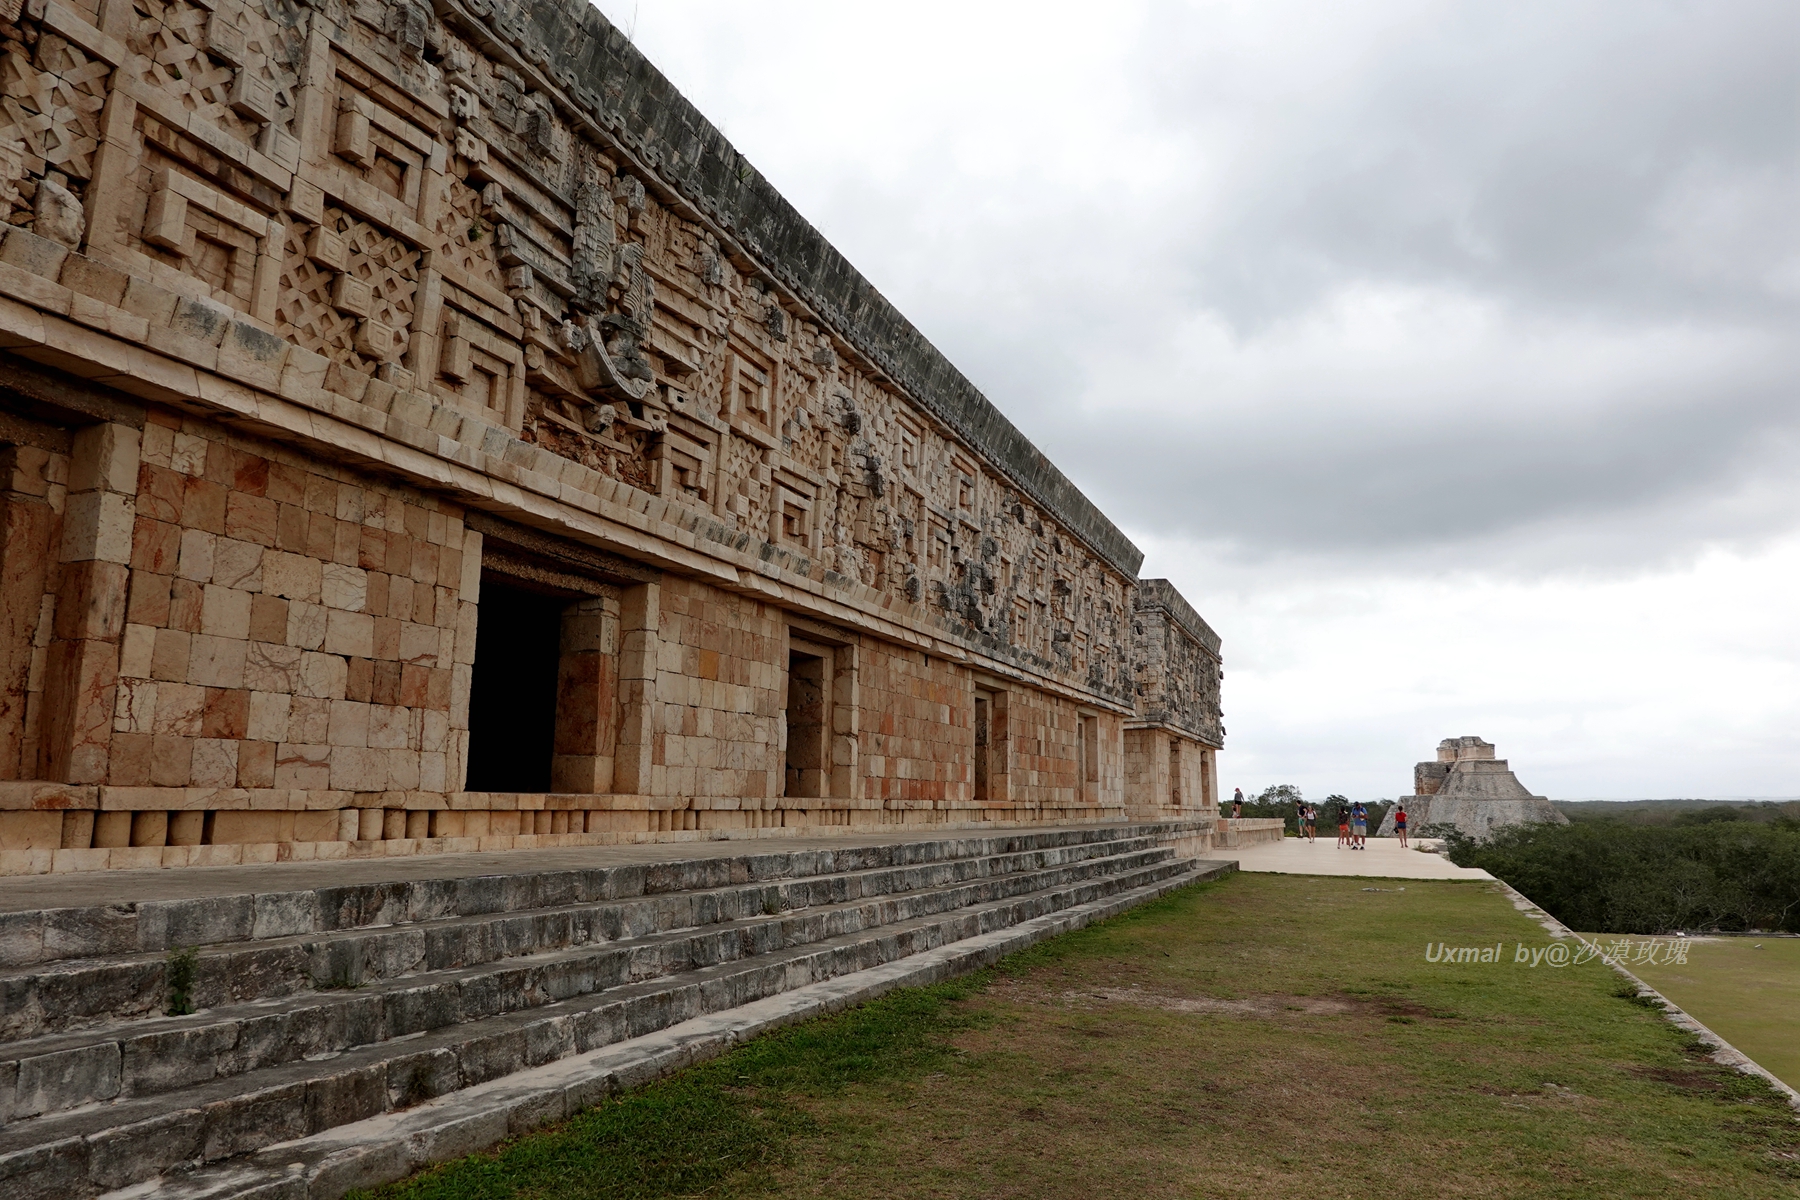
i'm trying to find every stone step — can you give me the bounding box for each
[1,854,1202,1199]
[0,825,1164,969]
[1,835,1164,1041]
[95,859,1236,1200]
[0,844,1177,1119]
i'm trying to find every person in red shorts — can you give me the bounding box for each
[1394,803,1409,849]
[1336,803,1350,848]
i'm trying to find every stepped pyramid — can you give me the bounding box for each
[1378,737,1568,840]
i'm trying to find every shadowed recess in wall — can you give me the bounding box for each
[465,579,564,793]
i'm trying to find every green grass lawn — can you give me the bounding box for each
[356,873,1800,1200]
[1626,936,1800,1094]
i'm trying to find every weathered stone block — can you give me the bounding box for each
[168,297,233,348]
[59,254,129,308]
[187,634,247,688]
[383,1047,461,1109]
[0,228,70,279]
[84,1109,205,1191]
[0,810,60,850]
[68,423,141,496]
[122,1021,240,1094]
[15,1042,122,1117]
[412,1105,513,1166]
[138,893,254,951]
[91,810,132,848]
[200,1080,309,1159]
[210,810,294,844]
[58,489,135,563]
[0,1136,88,1200]
[217,321,290,390]
[0,910,44,965]
[212,540,265,591]
[304,1062,387,1132]
[130,809,169,846]
[168,808,204,845]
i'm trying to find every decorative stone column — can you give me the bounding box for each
[612,581,660,795]
[550,597,617,793]
[829,641,860,802]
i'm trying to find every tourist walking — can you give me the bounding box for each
[1294,798,1306,839]
[1231,788,1243,818]
[1304,804,1317,843]
[1336,802,1350,848]
[1394,803,1409,849]
[1351,801,1367,849]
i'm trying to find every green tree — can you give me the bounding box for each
[1249,785,1304,833]
[1255,784,1302,807]
[1449,820,1800,933]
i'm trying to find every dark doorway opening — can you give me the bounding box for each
[1078,714,1098,802]
[783,646,827,798]
[974,688,994,802]
[465,577,564,792]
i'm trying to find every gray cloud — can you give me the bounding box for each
[1147,1,1800,328]
[870,1,1800,570]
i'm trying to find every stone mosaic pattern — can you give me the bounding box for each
[0,0,1224,872]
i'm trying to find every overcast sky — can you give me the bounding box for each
[593,0,1800,801]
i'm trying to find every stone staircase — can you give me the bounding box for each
[0,823,1227,1199]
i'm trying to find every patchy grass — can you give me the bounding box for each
[357,874,1800,1200]
[1627,935,1800,1093]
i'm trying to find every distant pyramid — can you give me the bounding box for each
[1378,736,1568,840]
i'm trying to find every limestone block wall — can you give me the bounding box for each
[0,402,488,863]
[652,577,781,802]
[115,408,471,803]
[0,399,1146,872]
[0,0,1226,872]
[1123,579,1221,821]
[857,643,967,811]
[1123,728,1217,821]
[1013,694,1120,815]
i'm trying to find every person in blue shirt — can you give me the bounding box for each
[1350,801,1368,849]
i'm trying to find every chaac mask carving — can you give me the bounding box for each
[567,171,656,410]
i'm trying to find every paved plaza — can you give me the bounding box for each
[1228,835,1494,880]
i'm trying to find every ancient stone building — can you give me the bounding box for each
[1124,579,1221,820]
[1379,736,1567,840]
[0,0,1223,875]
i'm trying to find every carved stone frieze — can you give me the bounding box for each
[0,17,109,232]
[0,0,1204,714]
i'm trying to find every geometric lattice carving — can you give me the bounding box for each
[440,175,504,292]
[0,32,109,181]
[127,0,298,148]
[276,208,419,372]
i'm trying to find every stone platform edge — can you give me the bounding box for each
[0,812,1279,877]
[98,859,1237,1200]
[1496,880,1800,1117]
